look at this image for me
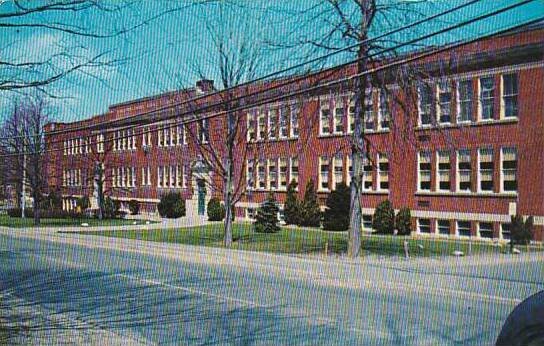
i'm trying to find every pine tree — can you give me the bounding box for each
[284,180,300,225]
[372,200,395,234]
[254,192,280,233]
[299,179,321,227]
[510,215,534,253]
[323,183,350,231]
[395,207,412,236]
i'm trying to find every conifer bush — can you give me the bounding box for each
[372,199,395,234]
[510,215,534,252]
[299,179,321,227]
[157,192,186,218]
[323,183,350,231]
[284,180,300,225]
[254,193,280,233]
[395,207,412,236]
[207,198,225,221]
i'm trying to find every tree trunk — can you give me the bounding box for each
[32,191,40,226]
[347,34,368,258]
[223,158,234,248]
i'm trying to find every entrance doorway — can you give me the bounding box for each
[197,179,206,216]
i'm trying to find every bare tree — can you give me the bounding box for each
[0,93,49,225]
[181,2,267,247]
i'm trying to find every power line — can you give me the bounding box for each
[0,13,541,158]
[0,0,485,141]
[26,0,537,152]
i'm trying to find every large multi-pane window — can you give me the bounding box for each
[279,106,289,139]
[268,159,278,190]
[319,156,330,191]
[457,221,472,237]
[364,91,375,131]
[417,219,431,234]
[478,148,494,192]
[502,74,518,118]
[418,84,433,126]
[479,76,495,120]
[141,166,151,186]
[198,119,209,144]
[378,153,389,191]
[457,150,472,191]
[290,104,300,138]
[348,97,355,134]
[257,110,266,140]
[334,99,345,134]
[363,155,373,191]
[257,160,266,190]
[457,80,473,122]
[418,151,432,191]
[96,134,104,153]
[437,220,451,235]
[246,159,255,190]
[501,147,517,192]
[478,222,493,239]
[437,151,451,191]
[437,81,452,124]
[501,223,511,240]
[320,99,331,135]
[290,157,299,185]
[279,158,288,190]
[268,108,278,140]
[333,155,343,189]
[379,88,390,130]
[247,112,256,142]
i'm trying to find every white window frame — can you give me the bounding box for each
[418,151,432,192]
[377,153,389,191]
[456,149,472,192]
[436,219,451,236]
[437,80,452,125]
[333,98,345,134]
[456,220,472,238]
[289,157,299,189]
[289,104,299,138]
[417,218,431,234]
[478,76,495,121]
[500,147,517,193]
[418,83,433,127]
[477,222,494,239]
[436,151,451,192]
[319,98,331,136]
[268,107,278,140]
[501,73,518,119]
[318,156,330,191]
[457,79,473,123]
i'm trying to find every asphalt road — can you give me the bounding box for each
[0,229,543,345]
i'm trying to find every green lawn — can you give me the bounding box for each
[0,214,155,228]
[74,222,538,257]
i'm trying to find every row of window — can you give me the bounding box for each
[63,169,83,187]
[111,167,137,188]
[63,138,90,156]
[247,158,299,191]
[319,90,391,136]
[247,104,300,142]
[157,165,187,189]
[418,147,517,193]
[416,219,512,240]
[418,73,518,126]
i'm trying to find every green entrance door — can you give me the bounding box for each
[197,180,206,216]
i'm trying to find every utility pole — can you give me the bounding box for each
[21,115,26,219]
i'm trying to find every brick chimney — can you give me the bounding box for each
[196,79,214,94]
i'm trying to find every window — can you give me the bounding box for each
[131,167,136,187]
[363,155,373,191]
[346,155,353,187]
[364,91,375,131]
[437,81,452,124]
[290,157,299,186]
[246,159,255,190]
[157,166,163,187]
[290,104,299,138]
[198,119,209,144]
[257,160,266,190]
[164,128,170,147]
[379,89,390,130]
[501,147,517,192]
[279,158,288,190]
[502,74,518,118]
[479,76,495,120]
[417,219,431,234]
[113,132,118,151]
[158,128,163,147]
[333,99,345,134]
[418,151,432,191]
[478,148,494,192]
[457,221,471,237]
[268,108,278,140]
[437,220,450,235]
[257,110,266,140]
[333,155,343,189]
[478,222,493,239]
[418,83,433,126]
[378,153,389,191]
[141,167,146,186]
[97,134,104,153]
[363,214,373,231]
[143,127,152,147]
[320,99,331,135]
[279,106,288,139]
[501,223,511,240]
[319,156,330,191]
[457,150,472,192]
[437,151,451,191]
[268,159,278,190]
[348,96,355,134]
[176,125,183,146]
[457,80,473,123]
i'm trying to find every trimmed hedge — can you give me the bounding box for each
[157,192,186,218]
[129,199,140,215]
[207,198,225,221]
[7,208,83,219]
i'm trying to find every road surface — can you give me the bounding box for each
[0,228,542,345]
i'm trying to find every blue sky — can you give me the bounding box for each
[0,0,542,124]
